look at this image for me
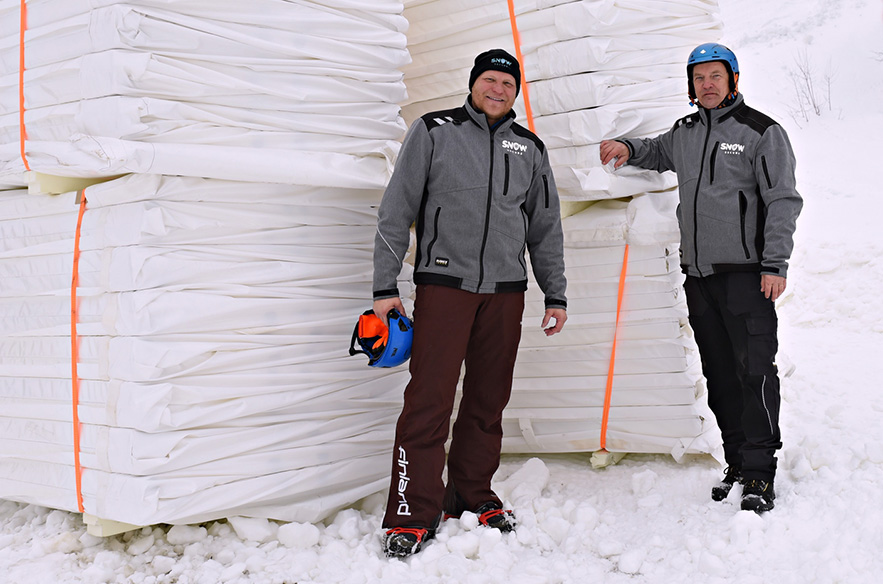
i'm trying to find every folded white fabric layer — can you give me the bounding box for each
[0,0,409,186]
[402,0,722,200]
[0,173,413,525]
[0,176,717,526]
[1,0,414,523]
[0,0,723,526]
[503,196,718,458]
[402,0,722,458]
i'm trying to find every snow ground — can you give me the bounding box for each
[2,1,883,583]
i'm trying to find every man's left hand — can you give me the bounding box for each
[761,274,787,302]
[542,308,567,336]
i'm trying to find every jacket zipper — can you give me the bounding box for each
[738,191,751,259]
[503,154,510,196]
[542,175,549,208]
[477,127,497,290]
[761,155,773,188]
[709,141,719,184]
[693,109,713,274]
[519,206,528,275]
[424,207,441,267]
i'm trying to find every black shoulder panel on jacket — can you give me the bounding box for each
[732,105,778,137]
[421,107,469,131]
[673,111,701,133]
[510,123,546,155]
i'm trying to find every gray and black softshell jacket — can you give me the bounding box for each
[373,97,567,309]
[622,94,802,278]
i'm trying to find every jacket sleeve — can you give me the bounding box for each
[524,147,567,309]
[372,119,432,299]
[755,125,803,277]
[623,123,678,173]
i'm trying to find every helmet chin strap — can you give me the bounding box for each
[717,72,740,108]
[729,72,740,100]
[716,91,739,109]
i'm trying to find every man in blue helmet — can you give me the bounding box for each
[600,43,802,513]
[373,49,567,556]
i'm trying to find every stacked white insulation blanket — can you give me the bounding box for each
[1,0,414,525]
[0,173,413,525]
[509,196,717,457]
[405,0,723,457]
[402,0,723,200]
[0,0,726,526]
[0,0,409,186]
[0,176,717,527]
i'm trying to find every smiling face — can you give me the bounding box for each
[470,70,518,125]
[692,61,731,109]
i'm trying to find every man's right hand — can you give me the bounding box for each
[373,297,406,326]
[600,140,630,169]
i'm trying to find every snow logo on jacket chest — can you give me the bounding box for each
[502,139,528,156]
[720,142,745,155]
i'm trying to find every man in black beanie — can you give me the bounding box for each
[469,48,522,96]
[463,48,521,128]
[372,48,567,557]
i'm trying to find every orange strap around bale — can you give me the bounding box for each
[18,0,30,170]
[599,244,629,450]
[505,0,536,133]
[71,191,88,513]
[506,1,628,448]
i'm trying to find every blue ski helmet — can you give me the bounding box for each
[349,308,413,368]
[687,43,739,104]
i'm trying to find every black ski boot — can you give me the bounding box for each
[474,502,516,533]
[711,466,743,501]
[382,526,435,558]
[740,479,775,513]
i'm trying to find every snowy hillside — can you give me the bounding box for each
[2,0,882,583]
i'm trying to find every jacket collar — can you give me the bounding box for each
[465,96,516,132]
[699,93,745,125]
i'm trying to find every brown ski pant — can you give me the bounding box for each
[382,284,524,528]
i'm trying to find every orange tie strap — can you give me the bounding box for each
[505,0,536,134]
[18,0,30,170]
[599,244,629,450]
[70,191,88,513]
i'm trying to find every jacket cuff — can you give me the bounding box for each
[373,288,400,300]
[544,298,567,310]
[760,266,785,277]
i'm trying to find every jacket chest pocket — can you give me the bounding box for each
[709,141,719,184]
[502,154,510,197]
[499,152,534,204]
[738,191,751,259]
[424,206,442,267]
[710,141,753,185]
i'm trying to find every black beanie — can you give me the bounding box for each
[468,49,521,96]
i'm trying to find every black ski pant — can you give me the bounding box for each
[684,272,782,482]
[382,285,524,529]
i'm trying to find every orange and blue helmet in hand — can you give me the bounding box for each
[349,308,413,368]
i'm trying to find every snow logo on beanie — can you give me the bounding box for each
[469,49,521,96]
